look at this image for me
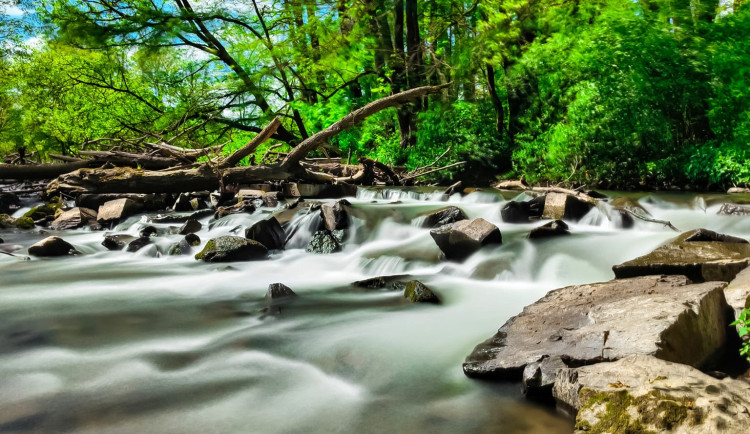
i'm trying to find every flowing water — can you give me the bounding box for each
[2,189,750,433]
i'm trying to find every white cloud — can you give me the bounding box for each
[0,4,25,16]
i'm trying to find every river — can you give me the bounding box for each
[1,188,749,433]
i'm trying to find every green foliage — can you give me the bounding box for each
[730,308,750,361]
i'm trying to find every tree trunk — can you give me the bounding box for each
[486,64,505,138]
[0,161,100,181]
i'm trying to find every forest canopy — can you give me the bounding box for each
[1,0,749,189]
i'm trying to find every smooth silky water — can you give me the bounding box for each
[2,189,750,433]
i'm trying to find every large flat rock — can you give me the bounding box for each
[725,266,750,318]
[613,229,750,283]
[553,355,750,433]
[463,276,729,393]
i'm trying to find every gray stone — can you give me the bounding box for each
[184,233,201,246]
[178,219,202,235]
[0,192,21,214]
[352,275,411,291]
[283,182,357,199]
[139,226,158,238]
[189,197,207,211]
[214,200,256,219]
[553,355,750,433]
[542,192,596,221]
[306,230,344,254]
[77,193,168,211]
[430,218,502,261]
[28,236,79,256]
[724,267,750,325]
[320,200,350,232]
[728,187,750,194]
[418,206,468,228]
[126,236,151,253]
[167,239,192,256]
[718,203,750,216]
[684,228,748,244]
[261,191,284,208]
[50,207,98,230]
[265,283,297,302]
[403,280,440,304]
[172,193,193,212]
[194,236,267,262]
[245,217,285,250]
[500,196,545,223]
[527,220,570,240]
[463,275,729,395]
[613,229,750,283]
[97,198,142,226]
[101,234,136,251]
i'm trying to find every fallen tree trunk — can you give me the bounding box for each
[78,150,180,170]
[0,161,100,181]
[220,118,280,168]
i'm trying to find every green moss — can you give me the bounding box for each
[194,239,216,260]
[578,388,696,434]
[13,216,34,229]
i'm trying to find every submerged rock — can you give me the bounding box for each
[527,220,569,240]
[463,275,729,395]
[167,239,192,256]
[101,234,136,251]
[28,236,79,256]
[50,207,98,231]
[500,196,546,223]
[430,218,502,261]
[542,192,596,221]
[418,206,468,228]
[245,217,285,250]
[178,219,202,235]
[97,198,142,226]
[184,233,201,246]
[353,275,411,291]
[126,236,152,253]
[139,226,158,238]
[403,280,440,304]
[0,192,21,214]
[306,230,344,254]
[195,236,267,262]
[553,355,750,433]
[265,283,297,302]
[613,228,750,282]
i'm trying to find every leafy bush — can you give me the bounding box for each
[731,308,750,361]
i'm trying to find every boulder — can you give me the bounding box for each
[0,192,21,214]
[320,200,350,232]
[613,229,750,283]
[725,267,750,319]
[97,198,142,226]
[500,196,546,223]
[403,280,440,304]
[77,193,169,211]
[430,218,502,261]
[189,197,208,211]
[178,219,202,235]
[101,234,136,251]
[527,220,570,240]
[0,214,34,230]
[194,236,267,262]
[418,206,468,228]
[23,204,61,221]
[209,192,235,208]
[553,355,750,433]
[353,275,411,291]
[265,283,297,302]
[245,217,285,250]
[184,233,201,246]
[238,189,264,201]
[28,236,79,256]
[167,239,192,256]
[172,193,193,212]
[283,182,357,199]
[214,200,256,219]
[306,230,344,254]
[718,203,750,216]
[261,191,284,208]
[50,207,98,231]
[139,226,158,238]
[542,192,596,221]
[126,236,152,253]
[150,209,212,224]
[462,275,729,395]
[728,187,750,194]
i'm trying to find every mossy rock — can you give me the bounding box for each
[404,280,440,304]
[195,236,267,262]
[23,204,58,220]
[0,214,34,229]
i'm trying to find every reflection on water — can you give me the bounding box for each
[2,188,748,433]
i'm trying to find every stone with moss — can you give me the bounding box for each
[553,355,750,434]
[0,214,34,229]
[403,280,440,304]
[195,236,267,262]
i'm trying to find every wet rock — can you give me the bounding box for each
[527,220,569,240]
[684,228,748,244]
[167,239,192,256]
[245,217,285,250]
[101,234,136,251]
[0,192,21,214]
[178,219,202,235]
[522,356,567,398]
[725,267,750,320]
[542,192,596,221]
[283,182,357,199]
[49,207,98,231]
[265,283,297,302]
[553,355,750,433]
[97,198,142,226]
[23,204,60,221]
[320,200,350,232]
[500,196,546,223]
[306,230,344,254]
[353,275,411,291]
[172,193,193,212]
[28,236,79,256]
[463,275,729,395]
[210,191,235,208]
[613,229,750,283]
[430,218,502,261]
[610,196,649,216]
[77,193,169,211]
[125,236,152,253]
[728,187,750,194]
[418,206,468,228]
[189,197,208,211]
[150,209,212,224]
[404,280,440,304]
[718,203,750,216]
[261,191,284,208]
[0,214,34,229]
[184,233,201,246]
[238,189,264,201]
[194,236,267,262]
[139,226,158,238]
[214,200,256,220]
